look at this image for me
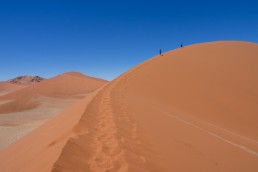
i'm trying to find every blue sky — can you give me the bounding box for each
[0,0,258,81]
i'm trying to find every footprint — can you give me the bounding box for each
[132,123,138,132]
[120,137,125,143]
[139,156,146,163]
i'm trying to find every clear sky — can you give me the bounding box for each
[1,0,258,81]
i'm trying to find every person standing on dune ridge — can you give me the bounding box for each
[159,49,162,56]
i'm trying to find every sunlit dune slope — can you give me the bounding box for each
[53,41,258,172]
[124,41,258,140]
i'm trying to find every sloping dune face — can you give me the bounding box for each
[53,42,258,172]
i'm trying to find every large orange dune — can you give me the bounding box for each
[1,41,258,172]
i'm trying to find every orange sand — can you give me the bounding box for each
[0,82,28,95]
[1,41,258,172]
[0,72,108,149]
[0,72,108,113]
[1,72,108,100]
[0,91,99,171]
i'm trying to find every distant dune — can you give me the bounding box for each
[0,72,108,114]
[0,76,44,96]
[0,72,108,149]
[1,41,258,172]
[1,72,108,100]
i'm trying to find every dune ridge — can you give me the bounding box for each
[52,77,162,172]
[53,41,258,172]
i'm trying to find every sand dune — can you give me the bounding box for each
[0,96,80,149]
[0,72,108,149]
[1,41,258,171]
[0,75,44,96]
[1,72,108,100]
[0,72,107,113]
[53,41,258,172]
[0,91,99,172]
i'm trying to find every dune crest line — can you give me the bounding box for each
[52,77,162,172]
